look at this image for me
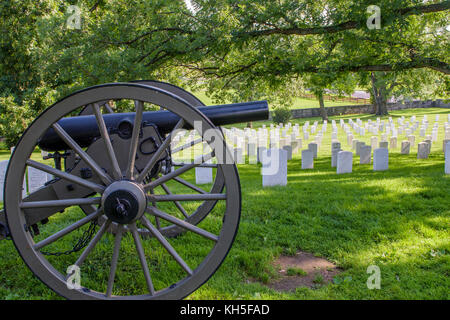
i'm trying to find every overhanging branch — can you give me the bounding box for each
[241,1,450,37]
[179,57,449,79]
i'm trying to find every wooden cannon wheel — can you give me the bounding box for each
[5,83,241,299]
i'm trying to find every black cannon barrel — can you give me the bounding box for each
[38,101,269,151]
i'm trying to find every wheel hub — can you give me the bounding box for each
[102,181,147,224]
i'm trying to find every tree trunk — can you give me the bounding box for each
[370,72,389,116]
[375,97,388,115]
[317,91,328,121]
[247,122,253,128]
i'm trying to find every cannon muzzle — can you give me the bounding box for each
[38,101,269,151]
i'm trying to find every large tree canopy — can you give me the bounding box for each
[29,1,449,91]
[64,0,449,106]
[87,2,448,73]
[0,0,449,144]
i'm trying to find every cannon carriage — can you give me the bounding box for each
[0,81,268,299]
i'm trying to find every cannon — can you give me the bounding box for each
[0,81,269,300]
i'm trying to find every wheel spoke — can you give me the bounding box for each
[52,123,112,185]
[137,119,185,183]
[130,224,155,295]
[34,209,102,250]
[125,100,144,179]
[141,216,193,276]
[171,138,203,154]
[149,193,226,202]
[106,225,123,298]
[20,197,101,209]
[26,160,105,194]
[92,103,122,180]
[75,219,111,268]
[172,177,207,194]
[147,207,218,242]
[148,185,161,229]
[144,151,214,191]
[104,102,114,113]
[160,183,189,218]
[172,162,218,168]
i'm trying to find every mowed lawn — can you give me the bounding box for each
[0,108,449,300]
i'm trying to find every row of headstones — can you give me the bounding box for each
[185,112,448,158]
[301,141,389,172]
[226,115,448,162]
[349,136,450,159]
[229,113,448,143]
[195,131,450,185]
[0,160,53,202]
[187,114,450,184]
[344,115,449,155]
[258,140,450,187]
[347,114,449,138]
[194,138,304,185]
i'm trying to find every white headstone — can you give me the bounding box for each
[331,142,342,168]
[0,161,8,202]
[331,148,341,168]
[195,166,213,184]
[347,134,353,146]
[292,139,302,153]
[401,141,410,154]
[0,161,27,200]
[419,128,426,137]
[262,149,288,187]
[247,142,257,164]
[27,167,49,194]
[308,143,318,159]
[443,139,450,153]
[329,130,336,139]
[352,139,359,150]
[373,148,389,171]
[407,135,415,147]
[337,151,353,174]
[389,137,397,149]
[360,145,372,164]
[257,146,267,163]
[331,141,341,152]
[282,145,293,160]
[233,148,244,164]
[301,150,314,169]
[370,136,378,149]
[379,141,389,149]
[424,139,432,154]
[356,141,365,156]
[417,142,429,159]
[445,141,450,175]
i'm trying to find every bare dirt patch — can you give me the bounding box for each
[267,251,341,292]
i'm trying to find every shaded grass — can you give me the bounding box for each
[0,108,449,300]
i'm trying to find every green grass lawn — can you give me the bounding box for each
[192,90,360,110]
[0,108,449,300]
